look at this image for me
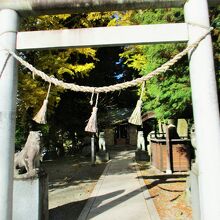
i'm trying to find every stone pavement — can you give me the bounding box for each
[78,150,160,220]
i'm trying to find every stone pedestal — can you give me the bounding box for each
[96,151,110,163]
[135,150,150,161]
[13,171,48,220]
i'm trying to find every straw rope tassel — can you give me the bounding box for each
[85,93,99,133]
[89,89,95,105]
[33,82,51,124]
[128,82,145,126]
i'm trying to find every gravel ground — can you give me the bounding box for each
[41,155,107,220]
[138,162,192,220]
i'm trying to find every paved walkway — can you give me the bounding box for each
[78,150,160,220]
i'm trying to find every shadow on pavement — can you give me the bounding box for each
[141,174,188,190]
[88,185,149,219]
[49,190,124,220]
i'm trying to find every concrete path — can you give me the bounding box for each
[78,150,160,220]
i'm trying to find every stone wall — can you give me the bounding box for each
[177,118,188,137]
[104,128,115,146]
[128,125,137,146]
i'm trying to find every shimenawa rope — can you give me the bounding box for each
[0,27,212,94]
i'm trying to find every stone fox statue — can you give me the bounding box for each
[14,131,42,177]
[98,131,106,151]
[137,131,145,151]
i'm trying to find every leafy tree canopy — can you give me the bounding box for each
[16,8,220,148]
[116,8,219,121]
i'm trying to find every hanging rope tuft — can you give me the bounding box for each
[33,82,51,124]
[129,82,145,126]
[85,93,99,133]
[89,89,95,105]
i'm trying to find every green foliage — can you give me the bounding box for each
[133,8,184,24]
[210,7,220,89]
[119,8,219,121]
[118,9,190,120]
[144,63,191,119]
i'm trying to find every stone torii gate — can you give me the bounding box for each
[0,0,220,219]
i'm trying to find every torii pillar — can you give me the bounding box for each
[185,0,220,219]
[0,9,18,220]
